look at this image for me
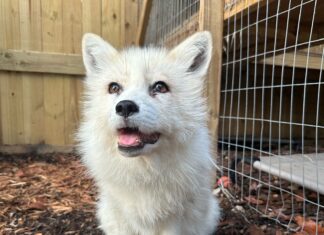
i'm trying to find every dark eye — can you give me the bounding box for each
[151,81,169,94]
[108,82,122,94]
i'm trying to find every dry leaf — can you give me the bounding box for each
[294,215,324,234]
[217,176,231,188]
[51,205,73,213]
[28,201,46,210]
[15,169,25,178]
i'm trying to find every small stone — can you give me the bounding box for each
[232,205,245,213]
[212,187,221,196]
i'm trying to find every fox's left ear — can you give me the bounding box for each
[168,31,212,77]
[82,33,118,75]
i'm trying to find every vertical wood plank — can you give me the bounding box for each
[135,0,152,46]
[41,0,65,145]
[19,0,44,144]
[82,0,102,35]
[200,0,224,144]
[102,0,122,48]
[62,0,82,145]
[124,0,139,46]
[0,0,25,144]
[0,0,5,144]
[120,0,126,46]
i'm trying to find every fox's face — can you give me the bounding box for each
[82,32,212,157]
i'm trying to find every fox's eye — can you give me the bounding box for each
[108,82,122,94]
[151,81,169,94]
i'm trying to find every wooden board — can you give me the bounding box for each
[41,0,65,146]
[82,0,102,36]
[0,144,74,154]
[123,0,139,46]
[259,48,324,70]
[199,0,224,144]
[62,0,83,145]
[102,0,122,48]
[0,0,141,147]
[0,0,24,145]
[0,49,84,75]
[224,0,324,55]
[19,0,44,145]
[254,153,324,195]
[224,0,272,20]
[136,0,152,46]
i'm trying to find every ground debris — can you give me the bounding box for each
[1,153,322,235]
[0,153,102,235]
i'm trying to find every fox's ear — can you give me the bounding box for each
[82,33,118,75]
[168,31,212,77]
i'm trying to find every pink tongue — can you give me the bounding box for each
[118,133,140,146]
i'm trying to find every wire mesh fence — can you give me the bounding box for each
[144,0,200,46]
[220,0,324,232]
[144,0,324,233]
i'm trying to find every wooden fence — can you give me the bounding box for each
[0,0,226,153]
[0,0,140,151]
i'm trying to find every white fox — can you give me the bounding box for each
[77,31,220,235]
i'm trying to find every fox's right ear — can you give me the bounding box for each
[82,33,118,75]
[168,31,212,78]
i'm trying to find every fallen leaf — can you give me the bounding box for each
[51,205,73,213]
[294,215,324,234]
[15,169,25,178]
[28,201,46,210]
[217,176,231,188]
[0,194,15,202]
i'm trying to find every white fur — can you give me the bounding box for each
[77,32,220,235]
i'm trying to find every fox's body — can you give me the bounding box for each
[77,32,220,235]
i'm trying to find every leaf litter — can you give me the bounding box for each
[0,152,323,234]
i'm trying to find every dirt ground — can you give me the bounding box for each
[0,153,322,235]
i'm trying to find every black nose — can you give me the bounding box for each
[115,100,139,118]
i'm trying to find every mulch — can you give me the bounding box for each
[0,153,322,235]
[0,153,101,235]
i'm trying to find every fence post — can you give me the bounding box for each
[199,0,224,146]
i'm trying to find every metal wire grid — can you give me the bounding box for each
[143,0,324,232]
[220,0,324,232]
[144,0,200,46]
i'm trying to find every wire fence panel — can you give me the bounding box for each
[144,0,324,233]
[220,0,324,232]
[144,0,200,47]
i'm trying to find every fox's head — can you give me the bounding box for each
[81,32,212,157]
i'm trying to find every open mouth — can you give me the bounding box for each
[117,127,160,153]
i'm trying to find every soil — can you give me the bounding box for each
[0,153,321,235]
